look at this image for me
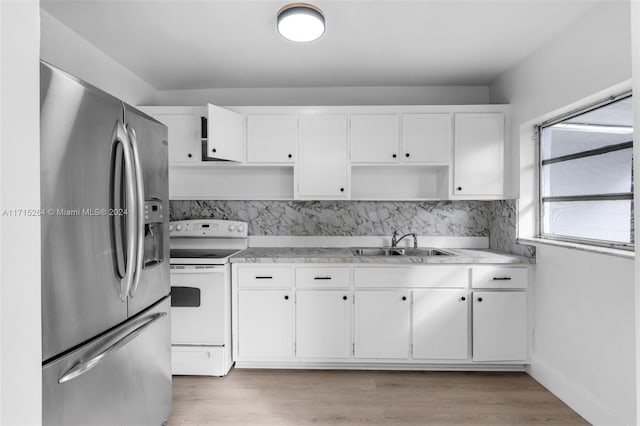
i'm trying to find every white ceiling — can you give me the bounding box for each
[41,0,601,90]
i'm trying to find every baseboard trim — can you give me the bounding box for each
[235,362,527,372]
[527,357,630,425]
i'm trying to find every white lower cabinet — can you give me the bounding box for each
[237,290,293,359]
[233,264,528,368]
[472,291,527,362]
[295,290,351,358]
[354,290,411,359]
[412,289,468,360]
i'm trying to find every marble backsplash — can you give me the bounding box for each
[170,200,534,257]
[489,200,535,258]
[170,200,491,236]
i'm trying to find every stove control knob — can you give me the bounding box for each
[168,224,174,232]
[237,224,245,232]
[175,224,183,232]
[228,224,236,231]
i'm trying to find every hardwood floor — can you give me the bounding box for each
[167,369,587,425]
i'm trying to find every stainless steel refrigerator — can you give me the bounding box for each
[40,61,171,425]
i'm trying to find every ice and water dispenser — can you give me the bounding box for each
[143,199,165,267]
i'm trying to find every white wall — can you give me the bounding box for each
[490,1,635,425]
[152,85,490,106]
[0,1,42,425]
[40,9,156,106]
[632,0,640,420]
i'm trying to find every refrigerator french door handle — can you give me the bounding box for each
[110,122,137,301]
[58,312,167,384]
[119,125,138,301]
[127,125,146,297]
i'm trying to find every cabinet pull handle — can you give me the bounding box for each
[284,295,289,300]
[314,276,332,280]
[255,276,273,279]
[212,148,217,153]
[187,153,192,158]
[342,296,348,301]
[392,154,397,158]
[492,277,512,281]
[405,153,410,158]
[477,297,483,302]
[402,296,407,301]
[288,154,292,159]
[340,187,345,192]
[460,296,466,301]
[457,186,462,191]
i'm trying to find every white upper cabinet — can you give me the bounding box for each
[453,113,505,197]
[402,114,452,163]
[247,115,297,164]
[296,115,349,199]
[350,114,400,163]
[206,104,244,162]
[138,106,205,163]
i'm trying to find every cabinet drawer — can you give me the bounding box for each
[237,267,293,288]
[472,266,527,289]
[354,266,468,288]
[296,267,350,288]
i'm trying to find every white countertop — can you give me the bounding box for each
[230,247,534,264]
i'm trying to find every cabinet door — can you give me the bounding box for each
[149,114,200,163]
[413,289,468,360]
[453,113,504,196]
[402,114,452,163]
[206,104,244,162]
[297,115,348,198]
[472,291,527,362]
[238,290,293,359]
[247,115,297,163]
[350,114,399,163]
[354,290,410,359]
[296,291,351,358]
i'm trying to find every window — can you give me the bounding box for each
[539,94,633,250]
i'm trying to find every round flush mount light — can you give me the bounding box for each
[277,3,325,42]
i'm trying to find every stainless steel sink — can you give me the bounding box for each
[350,247,454,257]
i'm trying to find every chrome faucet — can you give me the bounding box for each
[391,230,418,248]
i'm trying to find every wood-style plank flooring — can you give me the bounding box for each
[167,369,587,425]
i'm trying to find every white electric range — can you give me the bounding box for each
[169,219,248,376]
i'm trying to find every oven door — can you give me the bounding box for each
[170,265,227,345]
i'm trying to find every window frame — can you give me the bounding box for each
[537,92,634,251]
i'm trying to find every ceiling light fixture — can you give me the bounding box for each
[277,3,325,42]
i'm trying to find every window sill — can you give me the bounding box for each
[517,237,634,259]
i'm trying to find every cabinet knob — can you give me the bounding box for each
[340,188,344,192]
[187,153,192,158]
[342,296,348,301]
[212,148,217,153]
[402,296,407,301]
[392,154,397,158]
[460,296,466,301]
[457,186,462,191]
[477,297,483,302]
[288,153,292,159]
[284,295,289,300]
[405,153,410,158]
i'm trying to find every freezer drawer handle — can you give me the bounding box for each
[492,277,512,281]
[314,276,332,280]
[58,312,166,384]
